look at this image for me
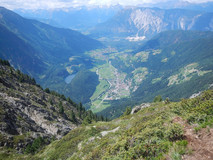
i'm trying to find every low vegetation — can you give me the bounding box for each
[10,89,210,160]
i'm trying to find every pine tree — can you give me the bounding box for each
[45,88,50,93]
[59,101,64,114]
[153,95,163,102]
[165,97,170,104]
[70,110,76,122]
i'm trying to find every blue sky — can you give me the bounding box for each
[0,0,213,9]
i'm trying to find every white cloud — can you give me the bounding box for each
[0,0,213,10]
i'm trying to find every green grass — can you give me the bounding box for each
[98,63,115,80]
[2,90,213,159]
[94,102,111,113]
[90,93,111,113]
[132,67,148,85]
[152,77,162,84]
[132,51,150,62]
[194,117,213,133]
[152,49,162,55]
[161,58,168,62]
[30,89,213,160]
[90,80,109,101]
[0,148,31,160]
[168,63,212,86]
[13,134,26,145]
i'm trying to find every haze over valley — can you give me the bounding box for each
[0,0,213,159]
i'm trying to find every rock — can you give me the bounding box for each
[0,64,80,152]
[101,127,120,137]
[131,103,150,114]
[50,106,55,111]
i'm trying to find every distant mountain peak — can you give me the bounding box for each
[89,7,213,40]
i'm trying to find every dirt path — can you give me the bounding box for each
[173,117,213,160]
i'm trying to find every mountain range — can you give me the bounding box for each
[0,3,213,160]
[0,6,103,76]
[1,6,213,119]
[148,1,213,12]
[90,7,213,41]
[0,6,104,105]
[14,5,122,32]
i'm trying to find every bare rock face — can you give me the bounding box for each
[0,64,81,152]
[91,7,213,40]
[130,8,165,35]
[131,103,150,114]
[127,8,213,38]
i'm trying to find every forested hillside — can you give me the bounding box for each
[98,31,213,118]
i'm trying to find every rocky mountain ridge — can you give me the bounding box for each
[0,60,85,152]
[90,7,213,40]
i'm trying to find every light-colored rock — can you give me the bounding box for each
[131,103,150,114]
[101,126,120,137]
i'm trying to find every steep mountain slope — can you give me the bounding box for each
[0,6,103,69]
[90,7,213,41]
[0,7,103,104]
[0,23,46,75]
[96,31,213,119]
[7,89,212,160]
[138,30,213,51]
[0,60,99,154]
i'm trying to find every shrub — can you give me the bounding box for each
[123,107,132,116]
[25,137,45,154]
[70,110,76,122]
[83,116,92,125]
[165,97,170,104]
[0,59,10,66]
[44,88,50,93]
[59,101,64,114]
[153,95,162,103]
[166,123,184,141]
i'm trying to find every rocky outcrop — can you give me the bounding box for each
[131,103,150,114]
[0,64,81,152]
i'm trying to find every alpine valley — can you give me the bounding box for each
[0,1,213,159]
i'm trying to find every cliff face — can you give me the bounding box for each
[0,62,80,152]
[90,7,213,40]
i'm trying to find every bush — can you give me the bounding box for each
[70,110,76,122]
[59,101,64,114]
[165,97,170,104]
[25,137,45,154]
[153,95,162,103]
[44,88,50,93]
[0,59,10,66]
[123,107,132,116]
[83,116,92,125]
[166,123,184,141]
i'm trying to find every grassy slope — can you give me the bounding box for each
[21,89,213,160]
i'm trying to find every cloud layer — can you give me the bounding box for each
[0,0,213,10]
